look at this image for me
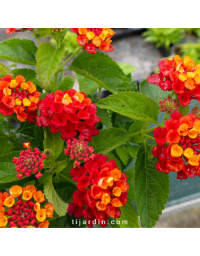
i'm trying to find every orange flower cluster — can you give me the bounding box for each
[0,75,41,122]
[148,55,200,106]
[152,111,200,179]
[71,28,115,54]
[0,185,54,228]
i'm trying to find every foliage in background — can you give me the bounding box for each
[142,28,184,50]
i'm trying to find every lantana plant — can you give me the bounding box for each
[0,28,199,228]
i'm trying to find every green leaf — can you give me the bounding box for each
[126,168,136,201]
[140,80,170,106]
[0,137,13,155]
[135,143,169,227]
[179,105,189,116]
[44,177,68,216]
[117,62,136,75]
[0,62,13,76]
[127,144,140,159]
[58,76,75,91]
[118,200,139,228]
[34,125,44,150]
[12,68,36,81]
[44,127,64,160]
[97,92,158,123]
[97,107,112,128]
[115,145,129,165]
[90,128,128,154]
[76,73,99,95]
[36,28,53,38]
[36,42,65,88]
[17,122,36,137]
[69,51,130,93]
[0,39,37,65]
[0,152,20,183]
[53,159,70,173]
[127,74,138,92]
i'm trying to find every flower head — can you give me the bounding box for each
[159,97,180,114]
[12,143,46,180]
[0,185,54,228]
[71,28,115,54]
[64,136,94,166]
[0,75,41,122]
[192,106,200,118]
[36,89,100,141]
[147,56,200,106]
[152,111,200,179]
[68,153,129,228]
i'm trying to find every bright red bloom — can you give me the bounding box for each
[12,143,46,180]
[153,127,167,145]
[152,111,200,179]
[147,55,200,106]
[0,185,54,228]
[68,153,129,228]
[71,28,115,54]
[0,75,41,122]
[36,89,100,141]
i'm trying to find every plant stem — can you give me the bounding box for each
[129,127,155,138]
[57,46,83,72]
[0,130,22,149]
[161,112,168,125]
[59,173,77,185]
[98,87,102,100]
[145,135,155,141]
[32,30,41,45]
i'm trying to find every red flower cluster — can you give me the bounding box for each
[68,153,129,227]
[5,28,34,33]
[64,136,94,166]
[36,89,100,141]
[71,28,115,54]
[12,142,46,180]
[0,74,41,122]
[0,185,54,228]
[152,111,200,179]
[147,55,200,106]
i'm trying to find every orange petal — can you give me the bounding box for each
[9,185,22,197]
[22,191,33,201]
[111,168,122,181]
[171,144,183,157]
[33,191,45,203]
[188,129,199,139]
[4,196,15,207]
[36,209,46,222]
[101,193,110,205]
[38,220,49,228]
[112,187,122,197]
[188,155,199,166]
[183,148,194,159]
[0,215,7,227]
[193,120,200,132]
[96,202,107,211]
[111,198,122,207]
